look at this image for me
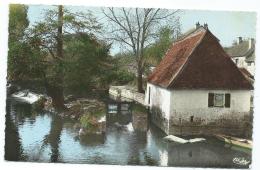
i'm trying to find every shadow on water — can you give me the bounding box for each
[42,115,64,162]
[5,102,25,161]
[5,100,64,163]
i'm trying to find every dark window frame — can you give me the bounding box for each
[148,86,151,104]
[208,93,231,108]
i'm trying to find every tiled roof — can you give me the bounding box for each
[148,27,253,90]
[225,41,251,57]
[225,39,255,63]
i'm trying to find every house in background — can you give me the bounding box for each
[145,24,253,137]
[225,37,255,76]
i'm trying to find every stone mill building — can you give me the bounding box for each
[145,24,253,136]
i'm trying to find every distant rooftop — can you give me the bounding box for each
[225,37,255,62]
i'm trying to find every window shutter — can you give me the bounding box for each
[225,93,231,108]
[208,93,214,107]
[148,87,151,104]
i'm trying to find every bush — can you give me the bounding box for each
[80,114,98,130]
[112,70,135,85]
[79,108,105,130]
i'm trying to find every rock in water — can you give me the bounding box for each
[164,135,206,144]
[79,128,84,136]
[188,138,206,143]
[125,122,134,132]
[98,116,106,123]
[163,135,188,143]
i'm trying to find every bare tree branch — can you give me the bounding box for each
[102,7,181,92]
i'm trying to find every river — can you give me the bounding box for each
[5,100,251,168]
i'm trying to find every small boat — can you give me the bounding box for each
[215,134,252,149]
[11,90,43,104]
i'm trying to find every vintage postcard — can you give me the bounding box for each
[1,0,259,170]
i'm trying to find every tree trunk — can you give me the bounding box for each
[45,82,65,111]
[57,5,63,60]
[53,5,65,111]
[44,5,65,111]
[137,62,144,93]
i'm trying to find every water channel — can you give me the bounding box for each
[5,99,251,168]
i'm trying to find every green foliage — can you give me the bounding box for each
[8,41,45,81]
[80,114,92,129]
[144,26,174,66]
[8,4,45,82]
[111,52,136,85]
[8,4,29,80]
[63,33,113,94]
[8,4,29,42]
[111,70,135,85]
[80,109,105,129]
[8,5,112,96]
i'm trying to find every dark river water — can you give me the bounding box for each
[5,100,251,168]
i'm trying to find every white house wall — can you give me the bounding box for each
[171,90,250,112]
[145,83,172,133]
[169,89,251,136]
[232,57,246,68]
[145,83,171,118]
[146,85,252,136]
[232,57,255,76]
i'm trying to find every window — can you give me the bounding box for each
[214,94,224,107]
[208,93,231,108]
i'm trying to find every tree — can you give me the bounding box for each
[8,4,29,42]
[27,6,102,110]
[8,4,29,81]
[144,26,175,66]
[45,5,65,110]
[63,33,112,95]
[102,8,180,93]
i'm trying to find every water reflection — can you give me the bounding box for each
[5,102,24,161]
[5,100,251,168]
[44,115,63,162]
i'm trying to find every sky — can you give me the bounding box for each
[27,5,257,54]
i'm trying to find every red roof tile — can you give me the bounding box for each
[148,27,253,90]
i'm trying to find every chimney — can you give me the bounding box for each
[203,23,208,29]
[195,22,200,29]
[249,38,255,49]
[237,37,243,44]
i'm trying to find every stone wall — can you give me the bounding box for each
[109,86,145,105]
[169,113,252,138]
[150,106,169,134]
